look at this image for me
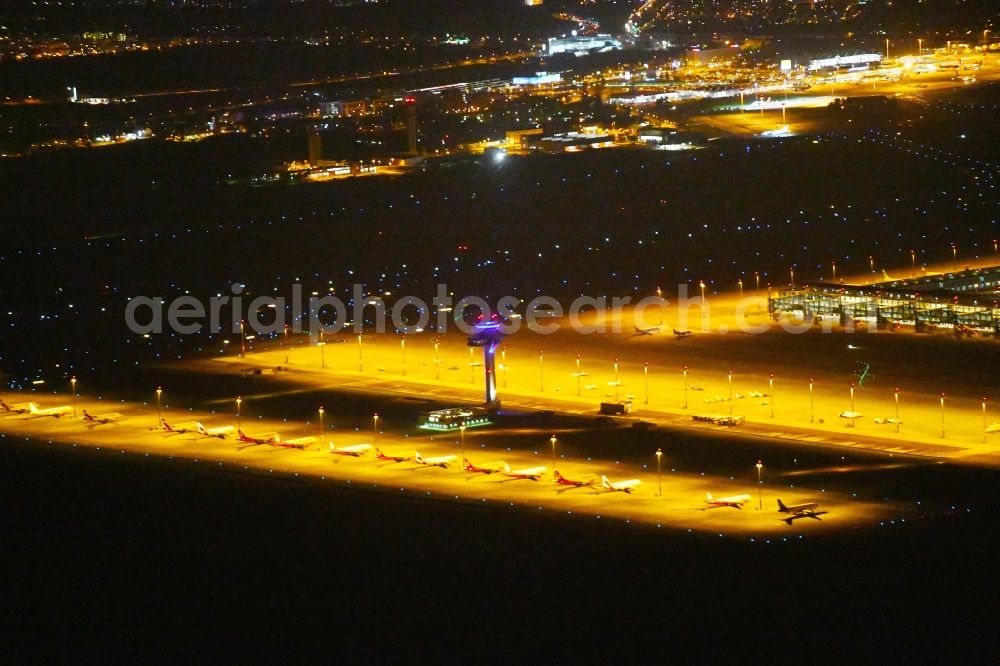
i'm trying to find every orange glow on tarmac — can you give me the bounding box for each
[0,392,891,536]
[214,280,1000,469]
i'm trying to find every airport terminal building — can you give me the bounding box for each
[769,265,1000,334]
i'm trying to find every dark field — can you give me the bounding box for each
[2,435,998,662]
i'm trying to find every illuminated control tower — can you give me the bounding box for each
[467,319,503,405]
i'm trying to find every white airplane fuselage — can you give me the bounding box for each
[198,424,234,438]
[502,464,547,480]
[28,403,73,417]
[329,443,372,456]
[705,492,751,508]
[415,452,457,467]
[602,475,640,493]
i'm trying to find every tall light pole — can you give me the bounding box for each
[918,38,923,56]
[952,243,957,270]
[373,413,379,445]
[434,340,440,380]
[460,425,466,461]
[911,249,916,277]
[683,366,689,410]
[613,358,620,402]
[738,278,743,299]
[983,398,989,445]
[283,324,290,364]
[886,37,890,61]
[539,350,544,393]
[832,261,837,281]
[699,280,708,329]
[156,386,163,426]
[468,347,474,384]
[550,435,557,481]
[576,355,582,397]
[357,334,363,372]
[70,376,77,418]
[401,338,406,376]
[789,266,795,287]
[240,320,246,357]
[643,361,649,405]
[754,271,760,291]
[769,374,774,419]
[940,393,946,438]
[728,370,734,417]
[756,460,763,511]
[894,388,901,433]
[850,383,856,428]
[318,341,326,368]
[236,395,242,432]
[318,406,325,443]
[656,448,663,497]
[809,379,815,423]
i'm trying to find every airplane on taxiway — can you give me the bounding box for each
[777,499,828,524]
[601,475,641,493]
[26,403,73,418]
[83,409,121,424]
[463,457,505,474]
[501,463,547,481]
[703,491,751,509]
[554,470,598,488]
[329,442,373,457]
[414,452,457,468]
